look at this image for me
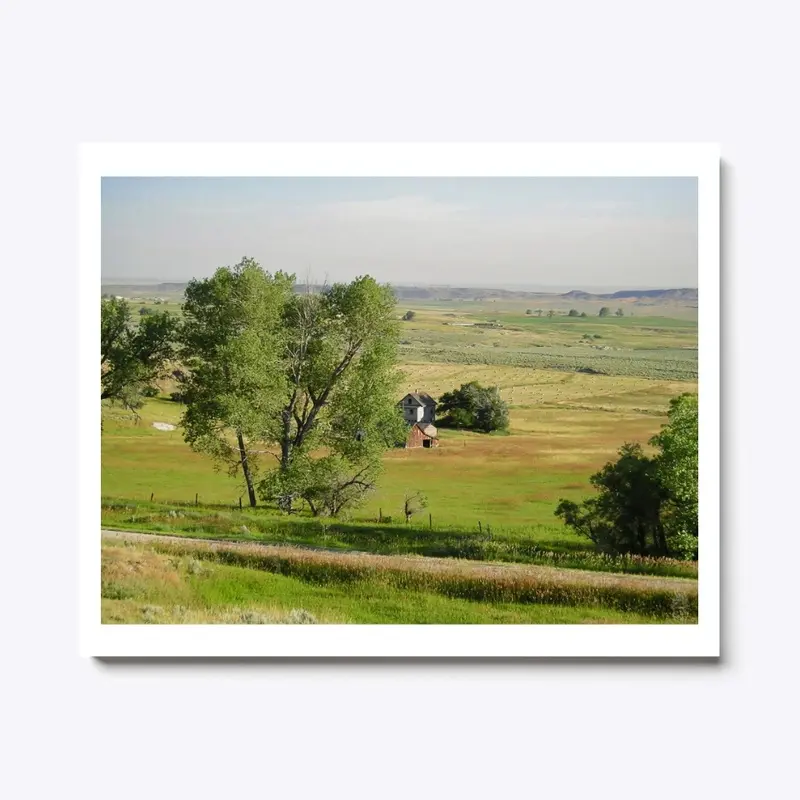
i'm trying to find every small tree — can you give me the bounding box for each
[402,310,416,321]
[403,491,428,523]
[525,309,533,315]
[580,312,587,318]
[615,307,624,317]
[535,309,544,317]
[547,309,555,318]
[568,309,579,317]
[598,307,611,317]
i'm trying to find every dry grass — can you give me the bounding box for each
[103,531,697,620]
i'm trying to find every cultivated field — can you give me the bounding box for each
[101,292,698,624]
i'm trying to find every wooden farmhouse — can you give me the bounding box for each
[398,392,440,449]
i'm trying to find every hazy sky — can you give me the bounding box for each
[101,177,698,288]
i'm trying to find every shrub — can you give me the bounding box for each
[141,385,159,398]
[438,381,509,433]
[402,310,416,321]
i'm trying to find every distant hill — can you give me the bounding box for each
[561,288,697,302]
[102,281,697,304]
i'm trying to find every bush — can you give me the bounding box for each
[598,307,611,317]
[568,309,579,317]
[402,310,416,321]
[170,390,187,403]
[141,385,159,398]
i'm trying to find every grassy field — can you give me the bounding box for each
[100,295,698,624]
[102,533,697,624]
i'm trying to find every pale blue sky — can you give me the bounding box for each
[101,177,698,287]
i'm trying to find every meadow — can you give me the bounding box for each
[101,292,698,624]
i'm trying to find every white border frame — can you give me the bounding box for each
[80,143,719,657]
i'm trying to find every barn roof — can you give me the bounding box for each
[402,392,437,407]
[416,423,438,438]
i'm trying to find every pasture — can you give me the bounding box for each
[100,294,698,624]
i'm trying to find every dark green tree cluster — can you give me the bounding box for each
[438,381,510,433]
[101,297,177,413]
[555,393,699,560]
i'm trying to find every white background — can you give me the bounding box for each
[1,1,798,798]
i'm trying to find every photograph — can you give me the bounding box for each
[84,143,719,656]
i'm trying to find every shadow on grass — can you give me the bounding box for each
[101,497,697,579]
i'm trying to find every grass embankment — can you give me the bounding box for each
[102,533,697,624]
[102,500,697,579]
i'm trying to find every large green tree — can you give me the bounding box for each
[101,297,176,413]
[259,276,405,513]
[179,259,404,514]
[179,259,292,507]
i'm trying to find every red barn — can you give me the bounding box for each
[405,422,439,449]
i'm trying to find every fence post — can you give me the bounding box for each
[379,508,383,523]
[429,513,432,530]
[239,497,242,510]
[195,493,199,506]
[478,520,482,534]
[150,492,154,503]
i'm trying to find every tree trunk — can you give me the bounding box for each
[236,430,257,507]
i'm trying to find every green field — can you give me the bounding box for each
[101,294,698,624]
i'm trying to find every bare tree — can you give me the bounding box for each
[403,491,428,523]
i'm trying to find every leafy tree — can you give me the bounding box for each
[555,393,699,559]
[555,444,667,556]
[101,297,177,414]
[547,309,555,318]
[615,307,624,317]
[402,310,416,321]
[261,276,405,512]
[651,393,698,557]
[180,259,405,513]
[179,258,292,507]
[568,309,579,317]
[535,309,544,317]
[438,381,509,433]
[139,306,153,316]
[580,312,588,318]
[598,307,611,317]
[525,309,533,315]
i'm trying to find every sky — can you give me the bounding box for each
[101,177,698,288]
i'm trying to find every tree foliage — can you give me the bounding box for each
[402,310,416,321]
[598,306,611,317]
[179,259,404,514]
[568,308,579,317]
[179,258,292,506]
[101,297,176,413]
[555,393,698,559]
[615,307,624,317]
[438,381,509,433]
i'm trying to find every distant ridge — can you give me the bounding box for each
[102,281,697,304]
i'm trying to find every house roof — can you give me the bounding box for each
[416,423,438,438]
[401,392,437,407]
